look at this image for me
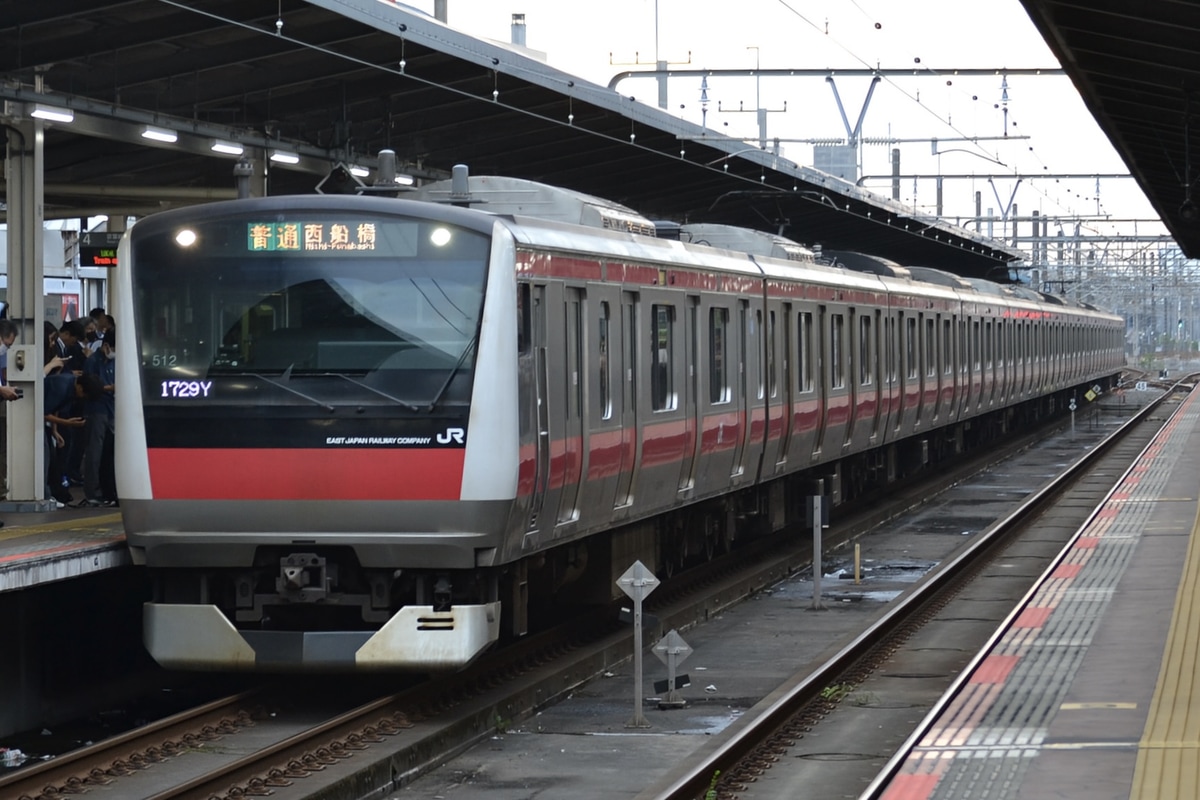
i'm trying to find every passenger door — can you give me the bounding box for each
[678,296,700,494]
[612,291,639,517]
[526,284,550,534]
[577,287,621,526]
[554,287,585,527]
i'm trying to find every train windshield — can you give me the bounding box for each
[131,211,490,410]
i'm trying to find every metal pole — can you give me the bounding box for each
[811,494,825,610]
[633,599,643,724]
[4,113,48,507]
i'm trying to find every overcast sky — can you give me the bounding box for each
[401,0,1163,238]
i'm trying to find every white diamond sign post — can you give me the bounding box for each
[617,560,659,728]
[652,629,692,708]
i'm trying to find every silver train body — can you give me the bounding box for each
[113,177,1125,671]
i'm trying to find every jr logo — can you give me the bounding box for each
[437,427,466,445]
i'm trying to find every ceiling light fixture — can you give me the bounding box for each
[348,165,371,178]
[211,140,244,156]
[141,126,178,143]
[30,104,74,123]
[269,150,300,165]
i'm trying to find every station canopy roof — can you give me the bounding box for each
[1019,0,1200,258]
[2,1,1027,277]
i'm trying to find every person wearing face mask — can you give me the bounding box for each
[82,319,100,354]
[85,308,108,355]
[75,329,117,508]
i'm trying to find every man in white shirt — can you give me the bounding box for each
[0,319,20,401]
[0,318,22,529]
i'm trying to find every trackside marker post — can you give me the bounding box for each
[653,629,693,708]
[811,494,826,610]
[617,560,659,728]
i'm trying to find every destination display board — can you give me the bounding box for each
[80,231,123,268]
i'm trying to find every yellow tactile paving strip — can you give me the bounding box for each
[0,513,122,542]
[1131,490,1200,799]
[0,512,125,590]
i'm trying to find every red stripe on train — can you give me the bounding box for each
[147,448,465,500]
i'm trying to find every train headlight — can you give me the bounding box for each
[429,227,452,247]
[174,228,198,247]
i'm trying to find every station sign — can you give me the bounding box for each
[80,232,123,268]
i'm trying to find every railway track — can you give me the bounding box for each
[640,380,1189,800]
[2,388,1168,800]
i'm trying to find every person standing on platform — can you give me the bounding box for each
[0,319,19,400]
[86,308,109,355]
[76,329,116,508]
[42,323,74,506]
[57,320,89,486]
[0,319,23,527]
[57,321,88,373]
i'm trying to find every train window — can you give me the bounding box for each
[858,314,872,386]
[755,310,765,400]
[782,308,793,392]
[517,283,531,353]
[570,297,583,417]
[740,303,750,403]
[831,313,845,389]
[651,304,675,411]
[625,296,638,404]
[905,316,917,379]
[885,315,896,384]
[599,301,612,420]
[799,311,814,392]
[996,320,1002,370]
[709,307,730,404]
[984,320,992,369]
[942,318,953,375]
[972,320,981,370]
[768,310,778,398]
[1022,321,1029,370]
[959,319,967,377]
[133,212,491,410]
[925,317,935,378]
[1000,321,1006,372]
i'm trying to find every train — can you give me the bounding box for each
[112,173,1126,671]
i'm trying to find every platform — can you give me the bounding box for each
[0,506,126,593]
[379,394,1151,800]
[880,385,1200,799]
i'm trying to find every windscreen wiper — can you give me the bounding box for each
[249,365,336,412]
[335,374,422,412]
[424,336,478,413]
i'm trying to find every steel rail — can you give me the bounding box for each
[857,378,1194,800]
[0,691,259,799]
[643,384,1179,800]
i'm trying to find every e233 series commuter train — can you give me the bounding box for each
[112,175,1125,671]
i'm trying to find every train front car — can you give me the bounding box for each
[115,195,519,671]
